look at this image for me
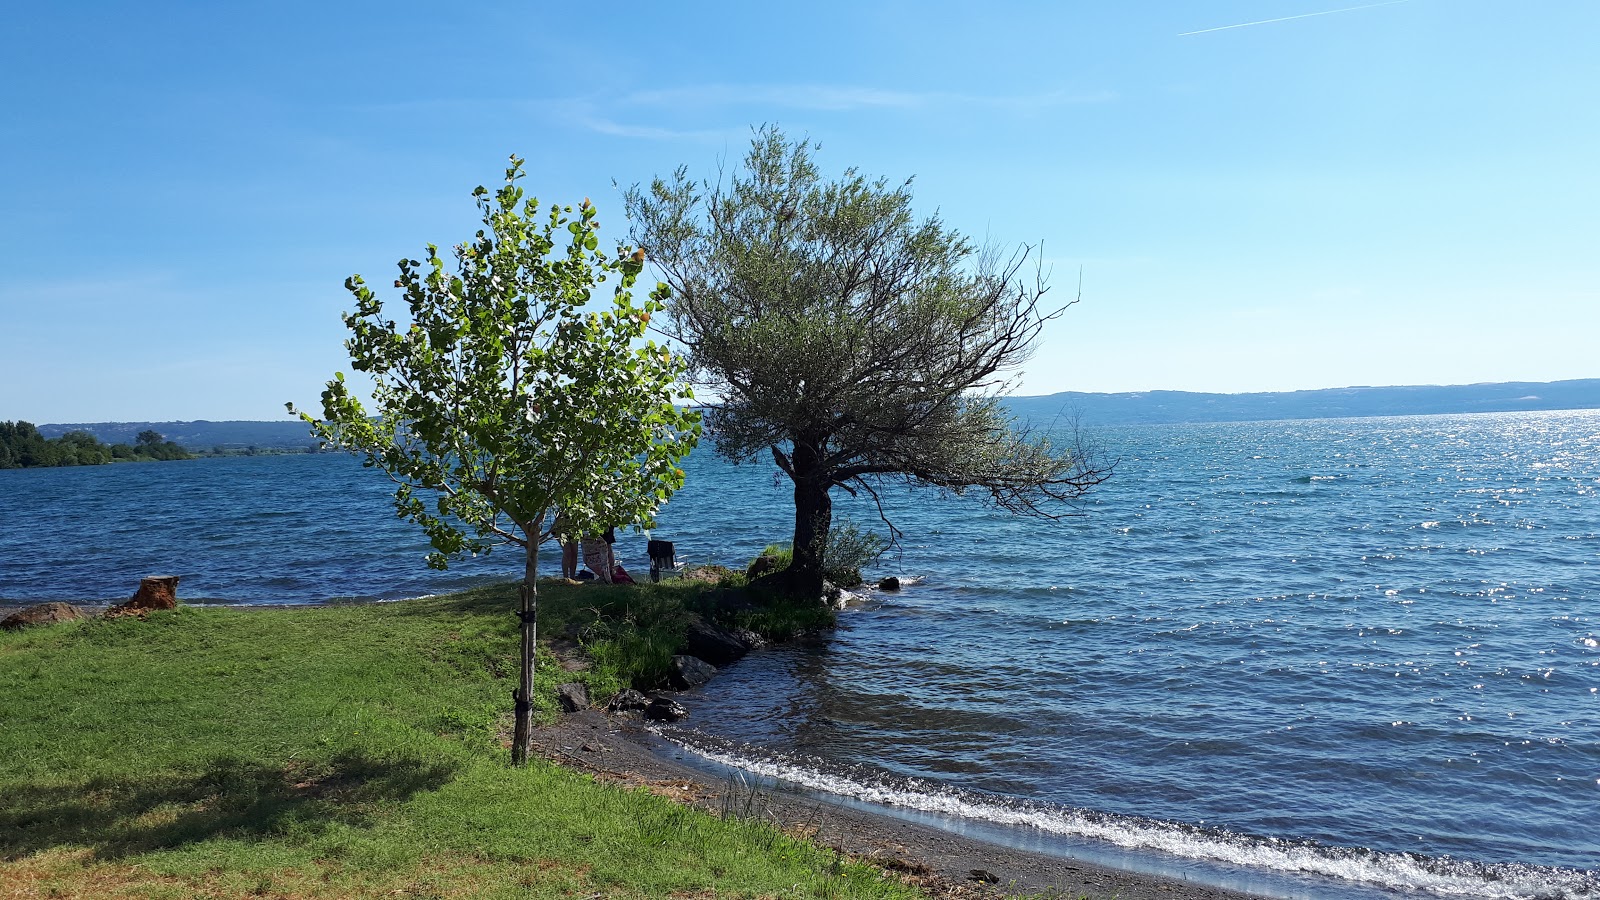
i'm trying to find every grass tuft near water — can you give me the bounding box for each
[0,581,913,899]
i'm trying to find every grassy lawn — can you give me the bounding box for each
[0,582,915,899]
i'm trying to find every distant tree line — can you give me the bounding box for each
[0,422,192,468]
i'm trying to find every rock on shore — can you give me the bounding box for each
[1,602,85,631]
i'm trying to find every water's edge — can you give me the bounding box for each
[654,695,1598,900]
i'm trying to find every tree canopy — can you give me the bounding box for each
[291,157,699,764]
[0,422,191,468]
[626,127,1110,597]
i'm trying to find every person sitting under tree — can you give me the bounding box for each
[581,527,616,584]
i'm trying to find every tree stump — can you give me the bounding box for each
[109,575,180,616]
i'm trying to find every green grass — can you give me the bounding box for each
[754,543,794,568]
[0,582,916,899]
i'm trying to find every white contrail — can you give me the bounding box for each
[1178,0,1412,36]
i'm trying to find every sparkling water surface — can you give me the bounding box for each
[4,410,1597,898]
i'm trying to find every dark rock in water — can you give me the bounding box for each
[108,575,180,617]
[607,688,650,712]
[732,627,767,651]
[556,682,589,712]
[669,654,717,690]
[878,576,901,591]
[1,602,85,631]
[643,695,689,722]
[684,617,751,666]
[821,581,844,609]
[746,554,785,579]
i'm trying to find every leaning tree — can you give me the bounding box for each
[291,158,699,765]
[625,127,1110,599]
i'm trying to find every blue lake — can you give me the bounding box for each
[3,409,1597,899]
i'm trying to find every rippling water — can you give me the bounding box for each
[3,410,1597,898]
[661,410,1600,898]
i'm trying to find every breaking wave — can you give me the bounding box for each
[658,728,1599,900]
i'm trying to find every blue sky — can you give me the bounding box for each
[3,1,1596,423]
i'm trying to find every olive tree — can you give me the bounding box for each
[291,158,699,765]
[625,127,1108,599]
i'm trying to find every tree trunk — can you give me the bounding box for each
[510,539,538,766]
[785,438,832,601]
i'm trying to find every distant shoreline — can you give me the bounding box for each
[1005,377,1600,427]
[32,378,1600,448]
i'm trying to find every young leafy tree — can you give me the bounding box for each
[291,158,699,765]
[625,127,1109,599]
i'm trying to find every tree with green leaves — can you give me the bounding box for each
[625,127,1110,600]
[291,158,700,765]
[0,421,53,468]
[125,429,191,461]
[0,422,135,467]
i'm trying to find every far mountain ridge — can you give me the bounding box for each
[33,378,1600,448]
[1005,378,1600,426]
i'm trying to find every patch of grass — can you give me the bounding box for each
[0,590,916,899]
[755,542,794,569]
[541,579,699,692]
[723,595,838,643]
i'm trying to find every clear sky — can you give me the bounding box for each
[3,1,1596,423]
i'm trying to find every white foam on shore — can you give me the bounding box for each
[659,729,1598,900]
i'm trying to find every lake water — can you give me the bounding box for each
[3,410,1596,899]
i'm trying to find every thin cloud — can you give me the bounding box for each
[621,84,927,111]
[351,84,1116,145]
[577,116,731,142]
[1178,0,1412,37]
[6,273,187,308]
[353,84,1115,145]
[617,83,1115,113]
[566,83,1114,142]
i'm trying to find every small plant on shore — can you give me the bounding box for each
[821,520,888,587]
[749,519,886,588]
[753,542,794,570]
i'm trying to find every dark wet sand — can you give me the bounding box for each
[535,710,1270,900]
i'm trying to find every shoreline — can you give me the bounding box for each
[14,595,1580,899]
[535,709,1271,900]
[5,597,1271,898]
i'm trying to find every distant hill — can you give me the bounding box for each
[36,419,318,451]
[34,379,1600,446]
[1003,378,1600,427]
